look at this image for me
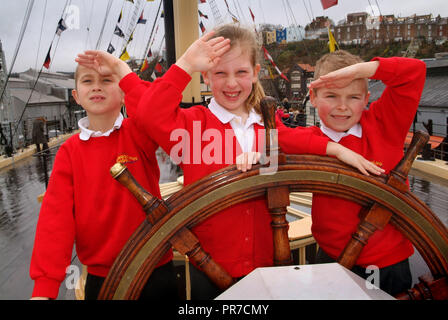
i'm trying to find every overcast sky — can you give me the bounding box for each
[1,0,447,73]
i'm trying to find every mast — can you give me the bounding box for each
[164,0,201,106]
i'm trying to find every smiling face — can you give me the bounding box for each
[202,45,260,117]
[72,65,124,117]
[310,79,369,132]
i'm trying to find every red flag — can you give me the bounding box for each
[320,0,338,10]
[155,62,162,73]
[43,45,52,69]
[249,7,255,22]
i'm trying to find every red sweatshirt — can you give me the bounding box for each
[30,117,172,299]
[308,57,426,268]
[120,66,329,278]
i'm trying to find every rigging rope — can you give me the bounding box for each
[10,1,70,147]
[0,0,35,107]
[95,0,114,50]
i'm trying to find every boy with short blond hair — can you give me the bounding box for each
[306,50,426,296]
[30,60,178,300]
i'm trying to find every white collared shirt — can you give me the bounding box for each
[78,113,124,141]
[208,98,263,152]
[320,122,363,143]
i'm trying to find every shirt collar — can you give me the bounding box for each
[78,113,124,141]
[320,122,362,142]
[208,98,263,128]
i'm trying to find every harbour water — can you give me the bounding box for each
[0,145,447,299]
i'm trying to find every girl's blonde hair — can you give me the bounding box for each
[211,24,265,116]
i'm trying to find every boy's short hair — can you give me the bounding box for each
[314,50,364,80]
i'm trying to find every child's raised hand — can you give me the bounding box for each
[236,152,261,173]
[309,61,379,90]
[176,31,231,75]
[327,142,385,176]
[75,50,132,79]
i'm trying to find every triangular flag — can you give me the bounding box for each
[232,17,239,23]
[320,0,338,10]
[114,25,125,37]
[199,21,206,33]
[327,26,339,52]
[120,49,130,61]
[198,10,208,19]
[126,0,134,3]
[118,10,123,23]
[160,11,164,18]
[56,18,67,36]
[151,71,156,80]
[107,43,115,54]
[198,0,206,3]
[43,45,52,69]
[140,58,149,72]
[147,49,152,58]
[138,11,147,24]
[249,7,255,22]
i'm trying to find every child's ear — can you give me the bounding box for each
[201,71,210,86]
[365,91,371,105]
[72,89,80,105]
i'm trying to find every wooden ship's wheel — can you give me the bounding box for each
[98,97,448,300]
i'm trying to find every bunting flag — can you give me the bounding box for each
[151,71,157,80]
[118,10,123,23]
[138,11,147,24]
[199,21,206,34]
[147,48,152,57]
[107,43,115,54]
[262,46,288,82]
[232,16,239,23]
[249,7,255,22]
[140,58,149,72]
[327,26,339,52]
[126,0,134,3]
[198,10,208,19]
[155,62,163,73]
[160,11,164,18]
[320,0,338,10]
[120,48,130,61]
[43,45,52,69]
[55,18,67,36]
[198,0,206,3]
[114,25,125,37]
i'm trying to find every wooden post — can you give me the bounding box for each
[267,186,293,266]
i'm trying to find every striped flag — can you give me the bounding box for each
[199,21,206,34]
[138,11,147,24]
[262,46,288,82]
[43,45,52,69]
[198,10,208,19]
[55,18,67,36]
